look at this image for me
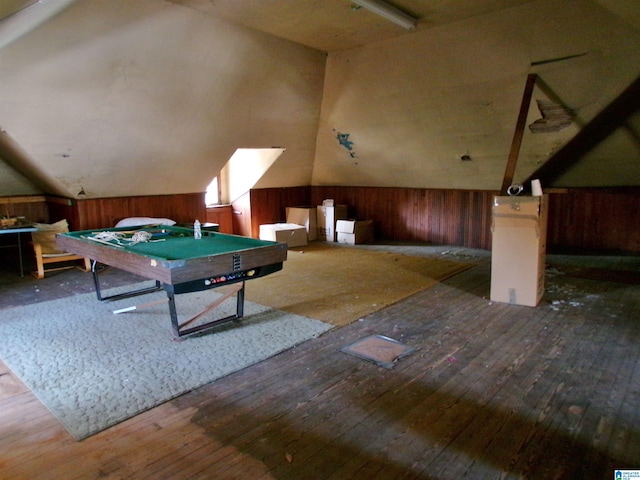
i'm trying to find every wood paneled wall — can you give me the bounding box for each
[311,186,496,249]
[72,193,206,230]
[205,205,234,234]
[236,186,494,249]
[34,187,639,253]
[46,197,79,229]
[233,187,310,238]
[242,186,640,254]
[231,192,252,238]
[547,188,640,253]
[0,196,49,223]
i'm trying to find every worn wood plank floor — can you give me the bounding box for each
[0,244,638,479]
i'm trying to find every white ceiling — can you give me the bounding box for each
[167,0,640,53]
[163,0,537,52]
[0,0,37,20]
[1,0,639,198]
[3,0,639,54]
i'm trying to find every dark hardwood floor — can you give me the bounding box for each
[0,244,639,479]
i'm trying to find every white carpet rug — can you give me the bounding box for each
[0,283,332,440]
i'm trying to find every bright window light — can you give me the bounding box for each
[205,177,219,206]
[205,148,285,206]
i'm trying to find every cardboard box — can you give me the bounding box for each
[286,206,317,241]
[336,220,374,245]
[490,195,548,307]
[316,205,348,242]
[259,223,307,248]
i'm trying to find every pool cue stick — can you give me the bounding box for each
[113,297,168,314]
[103,225,161,235]
[81,235,125,248]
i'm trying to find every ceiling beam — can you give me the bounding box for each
[0,0,79,50]
[500,73,537,195]
[523,73,640,187]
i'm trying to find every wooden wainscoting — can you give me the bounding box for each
[231,192,252,238]
[0,196,49,224]
[46,196,80,229]
[310,186,496,250]
[52,187,640,253]
[72,193,207,230]
[245,186,640,254]
[205,205,233,234]
[239,186,493,249]
[249,186,310,238]
[230,187,310,238]
[547,188,640,254]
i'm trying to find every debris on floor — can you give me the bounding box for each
[341,334,416,369]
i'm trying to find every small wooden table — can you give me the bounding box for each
[0,222,37,277]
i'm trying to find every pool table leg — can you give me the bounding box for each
[166,281,247,340]
[166,287,180,339]
[237,282,245,318]
[91,261,162,301]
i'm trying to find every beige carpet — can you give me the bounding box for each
[0,285,331,440]
[244,243,473,326]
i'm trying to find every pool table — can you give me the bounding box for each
[57,225,287,339]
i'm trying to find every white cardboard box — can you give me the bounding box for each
[286,206,317,241]
[490,195,548,307]
[336,220,374,245]
[259,223,307,247]
[316,205,348,242]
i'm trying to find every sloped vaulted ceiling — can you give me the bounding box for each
[1,0,639,199]
[0,0,39,22]
[312,0,640,189]
[0,0,326,198]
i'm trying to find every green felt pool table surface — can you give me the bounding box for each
[129,234,271,260]
[61,226,274,258]
[57,226,288,285]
